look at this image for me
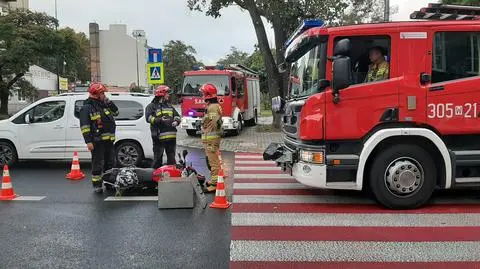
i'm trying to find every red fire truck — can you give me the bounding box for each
[179,65,261,136]
[266,3,480,209]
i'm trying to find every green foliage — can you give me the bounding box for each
[163,40,203,93]
[130,86,144,93]
[12,78,38,102]
[217,46,250,66]
[0,9,59,114]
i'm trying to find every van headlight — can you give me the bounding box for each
[299,149,324,165]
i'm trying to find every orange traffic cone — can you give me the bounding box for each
[209,168,231,209]
[66,151,85,180]
[0,165,17,200]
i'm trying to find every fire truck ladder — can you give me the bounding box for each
[226,64,259,76]
[410,3,480,20]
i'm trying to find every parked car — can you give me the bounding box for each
[0,92,154,167]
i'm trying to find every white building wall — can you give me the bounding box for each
[99,24,148,87]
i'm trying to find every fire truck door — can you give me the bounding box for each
[426,31,480,135]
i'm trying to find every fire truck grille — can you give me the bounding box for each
[195,108,206,113]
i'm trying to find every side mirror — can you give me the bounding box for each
[25,114,31,124]
[332,57,352,103]
[272,96,282,113]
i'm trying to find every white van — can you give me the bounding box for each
[0,92,155,167]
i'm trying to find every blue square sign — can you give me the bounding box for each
[148,49,163,63]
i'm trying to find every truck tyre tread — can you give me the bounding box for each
[369,144,436,209]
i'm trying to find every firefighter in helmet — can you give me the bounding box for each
[145,85,181,168]
[200,83,223,193]
[79,82,119,193]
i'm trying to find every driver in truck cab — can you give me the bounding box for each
[200,83,223,193]
[79,82,119,193]
[365,46,389,83]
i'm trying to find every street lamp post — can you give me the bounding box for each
[384,0,390,22]
[132,31,144,88]
[54,0,60,94]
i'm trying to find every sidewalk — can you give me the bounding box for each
[176,116,282,153]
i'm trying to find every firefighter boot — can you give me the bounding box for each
[92,175,103,194]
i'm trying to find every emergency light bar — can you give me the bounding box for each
[284,19,324,48]
[410,3,480,20]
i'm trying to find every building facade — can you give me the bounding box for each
[89,23,149,88]
[0,0,28,13]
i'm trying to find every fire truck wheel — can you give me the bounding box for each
[369,144,436,210]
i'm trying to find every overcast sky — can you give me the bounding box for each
[30,0,435,65]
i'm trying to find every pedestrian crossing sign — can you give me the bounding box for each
[147,62,164,85]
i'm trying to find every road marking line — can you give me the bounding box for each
[233,183,311,190]
[104,196,158,201]
[235,167,282,171]
[235,156,264,160]
[233,195,372,204]
[231,212,480,227]
[235,161,276,165]
[234,174,293,179]
[230,240,480,262]
[9,196,47,201]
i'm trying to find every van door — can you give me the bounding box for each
[65,98,90,159]
[426,30,480,136]
[14,99,67,159]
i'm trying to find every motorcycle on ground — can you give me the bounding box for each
[102,150,207,196]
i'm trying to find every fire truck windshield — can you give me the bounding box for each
[288,42,327,99]
[182,75,230,96]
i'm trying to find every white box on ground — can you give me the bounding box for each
[158,177,194,209]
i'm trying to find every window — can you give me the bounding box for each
[13,101,66,124]
[334,35,391,85]
[432,31,480,83]
[182,75,230,96]
[74,100,144,121]
[236,78,245,97]
[288,43,326,98]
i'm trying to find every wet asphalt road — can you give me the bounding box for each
[0,147,234,269]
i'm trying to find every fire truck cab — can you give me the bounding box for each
[266,4,480,209]
[179,65,261,136]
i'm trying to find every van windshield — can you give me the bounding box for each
[288,42,327,99]
[182,75,230,96]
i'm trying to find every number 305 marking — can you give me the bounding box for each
[428,103,478,119]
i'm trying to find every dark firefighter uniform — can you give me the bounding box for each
[145,98,181,168]
[79,96,119,191]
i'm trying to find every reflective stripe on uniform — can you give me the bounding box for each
[90,113,101,121]
[148,115,156,124]
[92,175,102,182]
[101,133,115,141]
[156,110,174,117]
[159,131,176,140]
[81,125,91,134]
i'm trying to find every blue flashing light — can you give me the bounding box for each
[284,19,324,48]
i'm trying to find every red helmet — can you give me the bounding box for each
[88,82,108,95]
[200,83,217,99]
[155,85,170,97]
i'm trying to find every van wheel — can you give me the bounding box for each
[369,144,436,209]
[186,130,197,137]
[244,110,258,127]
[0,141,17,167]
[116,141,143,167]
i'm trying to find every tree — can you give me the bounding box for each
[163,40,202,93]
[37,27,90,84]
[0,9,58,115]
[188,0,383,127]
[217,46,250,66]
